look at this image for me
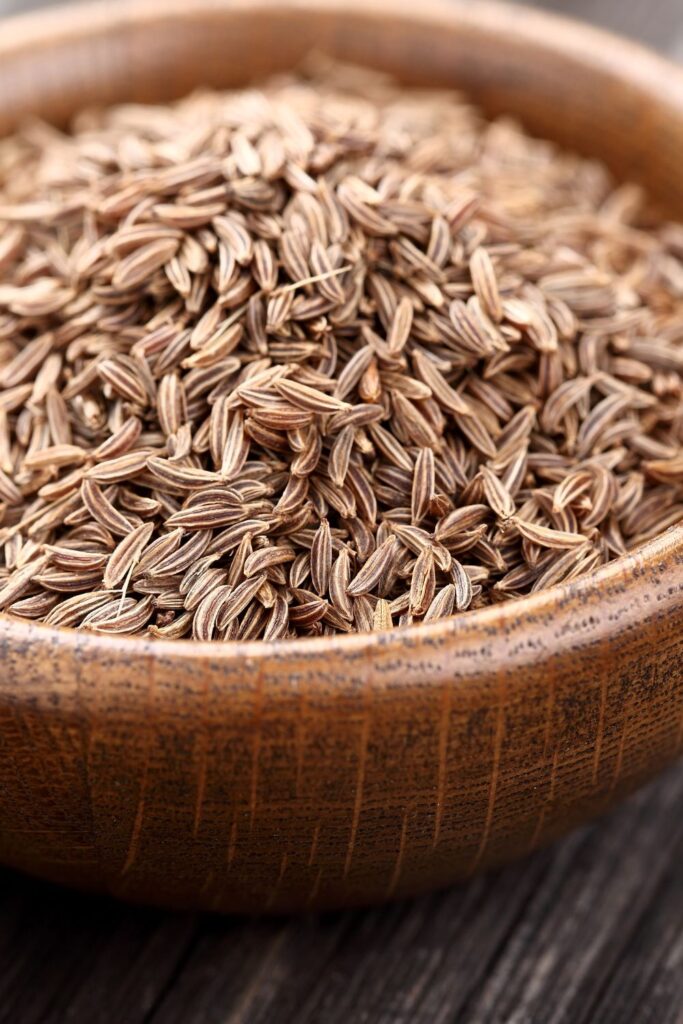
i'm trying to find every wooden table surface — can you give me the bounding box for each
[0,1,682,1022]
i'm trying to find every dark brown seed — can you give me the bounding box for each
[263,593,289,640]
[451,559,473,611]
[310,518,332,596]
[409,547,436,615]
[329,548,354,620]
[412,448,435,525]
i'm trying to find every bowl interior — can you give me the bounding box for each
[0,0,682,657]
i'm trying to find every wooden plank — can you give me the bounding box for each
[588,864,683,1024]
[458,767,683,1024]
[0,900,197,1023]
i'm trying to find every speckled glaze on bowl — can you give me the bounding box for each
[0,0,682,913]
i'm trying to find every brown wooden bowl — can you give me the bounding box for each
[0,0,682,914]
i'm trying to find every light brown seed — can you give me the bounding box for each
[412,448,435,525]
[152,530,212,575]
[411,349,471,416]
[329,548,354,620]
[192,585,234,641]
[368,423,414,473]
[217,574,267,629]
[0,334,55,389]
[511,516,587,549]
[9,591,59,619]
[328,426,355,488]
[372,598,393,632]
[387,298,413,355]
[44,545,108,572]
[44,591,114,627]
[274,379,350,414]
[643,454,683,483]
[80,479,134,537]
[146,457,219,491]
[0,468,23,506]
[103,522,155,589]
[86,451,150,483]
[133,528,184,578]
[480,466,516,519]
[22,444,88,472]
[470,247,503,323]
[0,554,48,609]
[424,584,456,622]
[435,505,490,543]
[208,519,271,557]
[347,536,399,597]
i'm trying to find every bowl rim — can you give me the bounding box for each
[3,0,683,103]
[0,0,682,664]
[2,526,682,666]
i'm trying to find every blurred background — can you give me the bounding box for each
[1,0,682,56]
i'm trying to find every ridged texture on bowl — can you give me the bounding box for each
[1,530,681,911]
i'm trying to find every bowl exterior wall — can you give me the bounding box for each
[0,533,681,911]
